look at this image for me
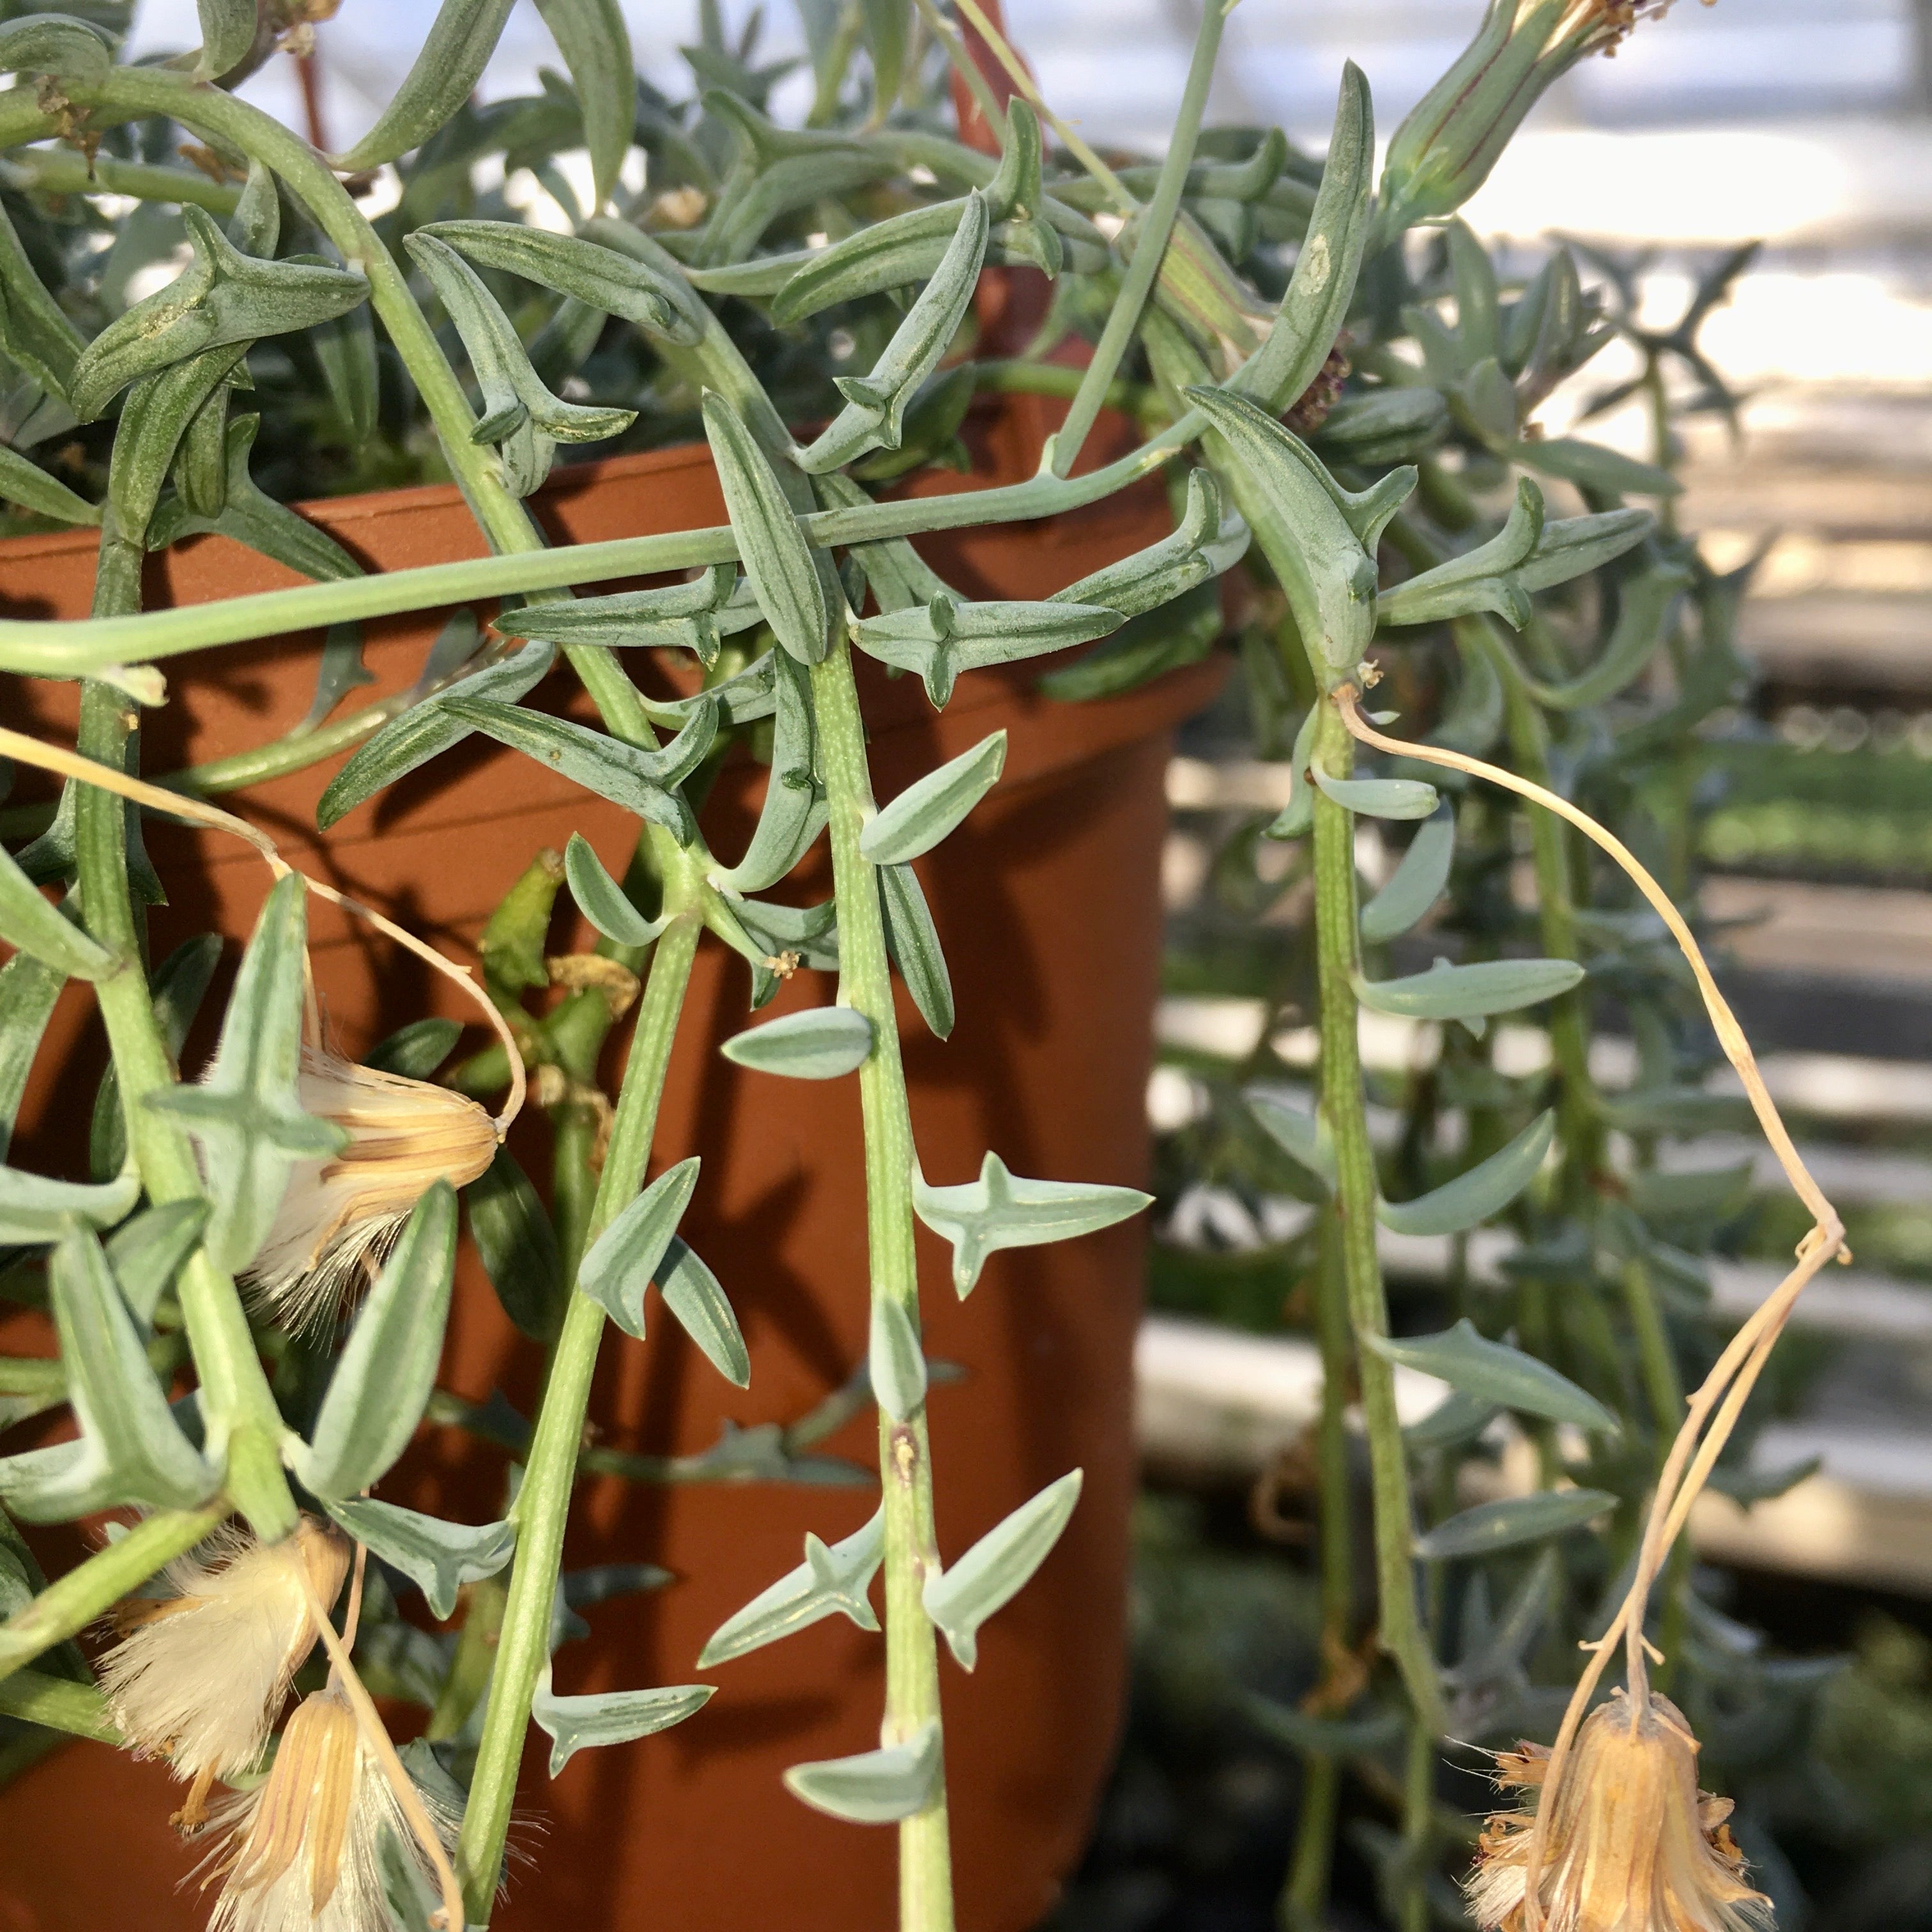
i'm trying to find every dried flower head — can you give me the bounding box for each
[197,1687,459,1932]
[1467,1689,1770,1932]
[243,1047,497,1331]
[99,1517,350,1820]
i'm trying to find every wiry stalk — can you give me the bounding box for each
[811,627,956,1932]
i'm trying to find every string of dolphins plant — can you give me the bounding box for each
[0,1,1836,1931]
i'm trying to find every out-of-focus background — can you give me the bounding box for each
[165,2,1932,1920]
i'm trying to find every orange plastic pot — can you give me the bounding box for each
[0,413,1218,1932]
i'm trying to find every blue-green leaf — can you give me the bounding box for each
[859,732,1006,865]
[715,650,822,894]
[698,1508,884,1667]
[1414,1489,1616,1560]
[578,1158,701,1340]
[657,1238,749,1388]
[564,833,666,947]
[103,1199,208,1330]
[1246,1092,1335,1191]
[923,1468,1082,1672]
[1365,1317,1615,1433]
[785,1719,942,1823]
[317,643,555,829]
[335,0,519,173]
[438,698,709,845]
[1311,769,1438,820]
[324,1497,516,1620]
[721,1007,873,1080]
[0,1166,139,1246]
[146,873,346,1274]
[912,1152,1149,1298]
[879,862,953,1040]
[702,390,829,665]
[0,839,116,981]
[533,0,635,208]
[293,1182,459,1500]
[467,1147,564,1341]
[1376,1110,1554,1236]
[532,1669,714,1776]
[869,1296,926,1423]
[1353,956,1583,1033]
[1360,809,1453,942]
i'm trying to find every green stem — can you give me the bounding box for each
[811,626,954,1932]
[425,1577,507,1744]
[1310,700,1444,1736]
[1281,1754,1338,1932]
[3,144,241,213]
[0,1668,119,1742]
[73,579,295,1535]
[0,1504,224,1685]
[1050,0,1228,477]
[455,899,702,1924]
[1397,1716,1434,1932]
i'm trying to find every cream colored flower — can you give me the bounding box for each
[1466,1690,1771,1932]
[244,1048,496,1331]
[197,1687,459,1932]
[100,1517,350,1825]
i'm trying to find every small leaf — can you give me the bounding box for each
[564,833,666,947]
[0,1165,139,1246]
[923,1469,1082,1671]
[364,1018,463,1081]
[421,222,703,344]
[1365,1317,1616,1433]
[438,698,708,845]
[879,863,953,1039]
[0,1225,216,1522]
[0,445,98,526]
[0,947,63,1162]
[146,873,346,1274]
[578,1158,701,1340]
[912,1151,1148,1298]
[293,1182,459,1501]
[103,1199,209,1329]
[1376,1110,1554,1236]
[1246,1092,1336,1191]
[702,389,829,665]
[1627,1163,1756,1231]
[0,838,116,981]
[532,1669,714,1776]
[335,0,519,173]
[714,652,821,894]
[721,1007,873,1080]
[1360,809,1453,942]
[195,0,258,76]
[1705,1454,1821,1508]
[857,0,909,103]
[318,642,555,829]
[859,732,1006,866]
[533,0,635,208]
[699,1508,884,1668]
[1353,956,1583,1031]
[869,1297,926,1423]
[325,1497,516,1620]
[1517,508,1652,593]
[1414,1489,1616,1560]
[784,1719,942,1823]
[657,1238,750,1388]
[468,1147,564,1340]
[1311,769,1438,820]
[1401,1388,1496,1454]
[1528,565,1691,712]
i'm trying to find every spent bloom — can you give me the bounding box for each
[197,1686,459,1932]
[1379,0,1703,238]
[99,1517,350,1818]
[243,1046,496,1331]
[1466,1688,1771,1932]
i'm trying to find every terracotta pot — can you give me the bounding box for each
[0,417,1219,1932]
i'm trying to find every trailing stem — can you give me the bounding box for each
[811,627,955,1932]
[1309,699,1445,1736]
[455,881,702,1923]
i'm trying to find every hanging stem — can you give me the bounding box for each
[1050,0,1232,477]
[454,885,703,1925]
[811,626,954,1932]
[1309,698,1445,1736]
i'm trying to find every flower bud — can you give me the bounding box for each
[1379,1,1691,241]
